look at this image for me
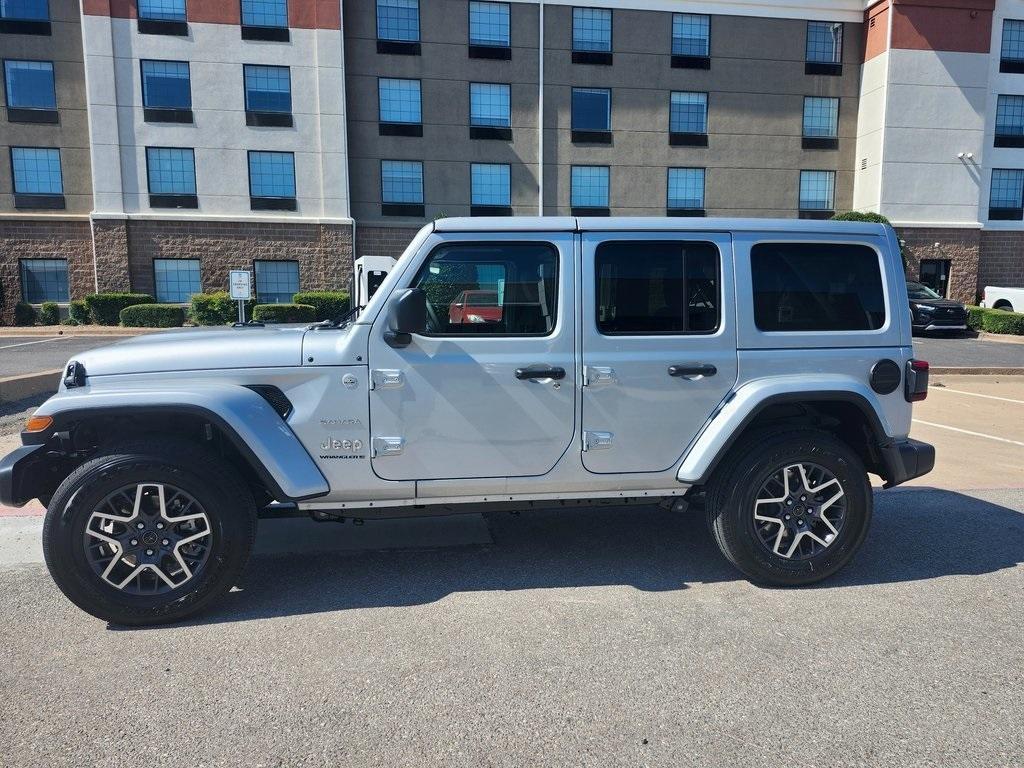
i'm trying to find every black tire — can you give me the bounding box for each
[705,429,872,586]
[42,439,257,625]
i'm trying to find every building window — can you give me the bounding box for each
[470,162,511,214]
[571,87,610,143]
[806,21,842,75]
[242,0,287,28]
[248,151,296,210]
[244,64,291,113]
[381,159,424,216]
[378,77,421,136]
[571,165,609,214]
[138,0,185,20]
[572,7,612,64]
[989,168,1024,220]
[20,258,68,304]
[802,96,839,149]
[995,95,1024,147]
[141,60,192,122]
[377,0,419,54]
[1001,20,1024,72]
[254,260,299,304]
[470,82,511,140]
[154,259,201,303]
[667,168,705,215]
[798,170,835,217]
[669,91,708,146]
[3,60,56,120]
[146,147,197,208]
[469,1,510,58]
[10,147,64,208]
[1,0,49,20]
[671,13,710,68]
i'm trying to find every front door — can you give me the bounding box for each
[581,232,737,474]
[368,233,576,482]
[919,259,950,298]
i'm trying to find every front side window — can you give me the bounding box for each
[572,7,611,51]
[381,160,423,203]
[672,13,709,57]
[990,168,1024,218]
[751,243,885,332]
[667,168,705,211]
[1002,19,1024,65]
[670,91,707,134]
[244,65,291,113]
[596,241,719,335]
[995,95,1024,140]
[377,0,418,41]
[141,60,190,109]
[471,163,510,206]
[154,259,200,303]
[571,165,609,209]
[1,0,49,20]
[412,242,558,336]
[20,258,68,303]
[470,82,510,127]
[806,21,842,64]
[803,96,838,137]
[254,260,299,304]
[11,147,62,194]
[3,60,55,109]
[799,170,835,211]
[138,0,186,21]
[469,1,509,47]
[242,0,287,28]
[146,147,196,195]
[379,77,421,123]
[249,151,296,199]
[572,87,610,131]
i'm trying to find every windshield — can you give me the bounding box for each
[907,282,941,300]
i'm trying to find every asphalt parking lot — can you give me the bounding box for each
[0,335,133,377]
[0,342,1022,767]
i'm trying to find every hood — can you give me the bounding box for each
[72,325,309,377]
[909,297,965,310]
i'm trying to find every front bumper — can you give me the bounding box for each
[0,444,45,507]
[921,323,967,332]
[880,438,936,489]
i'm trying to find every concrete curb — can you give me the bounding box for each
[929,366,1024,376]
[0,326,156,337]
[0,370,61,403]
[976,331,1024,346]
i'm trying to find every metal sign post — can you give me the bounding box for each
[229,270,252,324]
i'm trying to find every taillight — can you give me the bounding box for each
[905,359,929,402]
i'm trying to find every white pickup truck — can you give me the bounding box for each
[982,286,1024,313]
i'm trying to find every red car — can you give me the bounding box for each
[449,290,502,324]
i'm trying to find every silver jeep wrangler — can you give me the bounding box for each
[1,217,934,624]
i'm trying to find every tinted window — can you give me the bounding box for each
[20,258,68,303]
[751,243,885,332]
[11,147,62,194]
[141,60,190,109]
[242,0,287,27]
[596,241,719,335]
[470,82,510,127]
[146,147,195,195]
[412,243,558,336]
[248,151,295,199]
[255,260,299,304]
[469,1,509,46]
[244,65,291,113]
[154,259,200,303]
[4,61,56,110]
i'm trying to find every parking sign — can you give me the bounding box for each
[229,270,252,301]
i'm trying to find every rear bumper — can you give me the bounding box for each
[0,444,45,507]
[880,438,935,489]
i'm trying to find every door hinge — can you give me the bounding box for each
[372,437,405,457]
[582,431,614,451]
[582,366,616,387]
[371,369,405,390]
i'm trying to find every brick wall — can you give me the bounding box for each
[356,225,421,261]
[896,227,981,305]
[0,219,94,325]
[978,231,1024,290]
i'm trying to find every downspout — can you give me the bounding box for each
[538,0,544,216]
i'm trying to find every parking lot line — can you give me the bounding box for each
[0,338,64,351]
[912,418,1024,447]
[929,386,1024,405]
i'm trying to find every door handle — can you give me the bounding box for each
[515,366,566,381]
[668,363,717,378]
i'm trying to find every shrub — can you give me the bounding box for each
[14,302,37,326]
[292,290,350,321]
[69,299,90,324]
[189,291,257,326]
[119,304,186,328]
[832,211,906,268]
[38,301,60,326]
[252,303,316,323]
[965,306,986,331]
[84,292,153,325]
[981,309,1024,336]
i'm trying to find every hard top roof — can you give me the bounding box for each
[432,216,889,236]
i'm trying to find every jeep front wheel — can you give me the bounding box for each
[42,440,257,625]
[705,430,872,586]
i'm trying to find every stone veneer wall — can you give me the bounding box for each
[0,219,95,325]
[355,225,421,261]
[978,231,1024,290]
[896,227,981,305]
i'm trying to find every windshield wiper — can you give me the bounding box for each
[309,307,359,330]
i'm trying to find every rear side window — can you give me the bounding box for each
[411,242,558,336]
[750,242,885,332]
[595,241,719,335]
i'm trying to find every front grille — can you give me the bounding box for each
[245,385,293,420]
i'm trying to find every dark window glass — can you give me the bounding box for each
[1,0,49,20]
[20,258,68,303]
[3,61,55,109]
[1002,19,1024,62]
[141,60,190,108]
[751,243,885,332]
[255,260,299,303]
[411,243,558,336]
[154,259,200,302]
[138,0,186,21]
[596,241,719,335]
[244,64,291,112]
[996,95,1024,137]
[242,0,287,27]
[571,87,610,131]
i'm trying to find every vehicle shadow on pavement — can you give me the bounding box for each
[150,487,1024,627]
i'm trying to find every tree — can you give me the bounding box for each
[831,211,907,268]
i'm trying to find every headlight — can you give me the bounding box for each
[912,304,935,314]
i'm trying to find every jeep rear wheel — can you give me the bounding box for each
[42,440,256,625]
[705,430,872,586]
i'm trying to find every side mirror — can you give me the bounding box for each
[385,288,427,347]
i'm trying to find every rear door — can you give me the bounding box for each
[580,232,737,474]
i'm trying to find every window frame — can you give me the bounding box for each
[571,86,611,144]
[802,95,840,150]
[470,162,512,215]
[469,81,512,140]
[253,259,300,305]
[669,90,708,146]
[570,164,610,215]
[9,145,65,209]
[798,169,836,218]
[995,94,1024,147]
[380,158,425,216]
[19,257,69,304]
[0,0,51,35]
[243,63,293,126]
[989,168,1024,220]
[666,167,706,216]
[377,76,422,136]
[805,20,843,75]
[594,239,722,337]
[670,12,711,69]
[153,257,201,304]
[240,0,290,42]
[468,0,511,59]
[137,0,188,36]
[376,0,421,55]
[145,146,198,209]
[140,58,193,123]
[247,150,297,210]
[571,6,613,64]
[1001,19,1024,73]
[2,58,57,122]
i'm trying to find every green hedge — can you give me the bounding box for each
[292,291,350,321]
[119,304,186,328]
[14,302,37,326]
[38,301,60,326]
[982,309,1024,335]
[252,303,316,323]
[966,306,986,331]
[189,292,254,326]
[85,293,153,325]
[69,300,90,324]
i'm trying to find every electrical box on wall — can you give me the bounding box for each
[354,255,397,309]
